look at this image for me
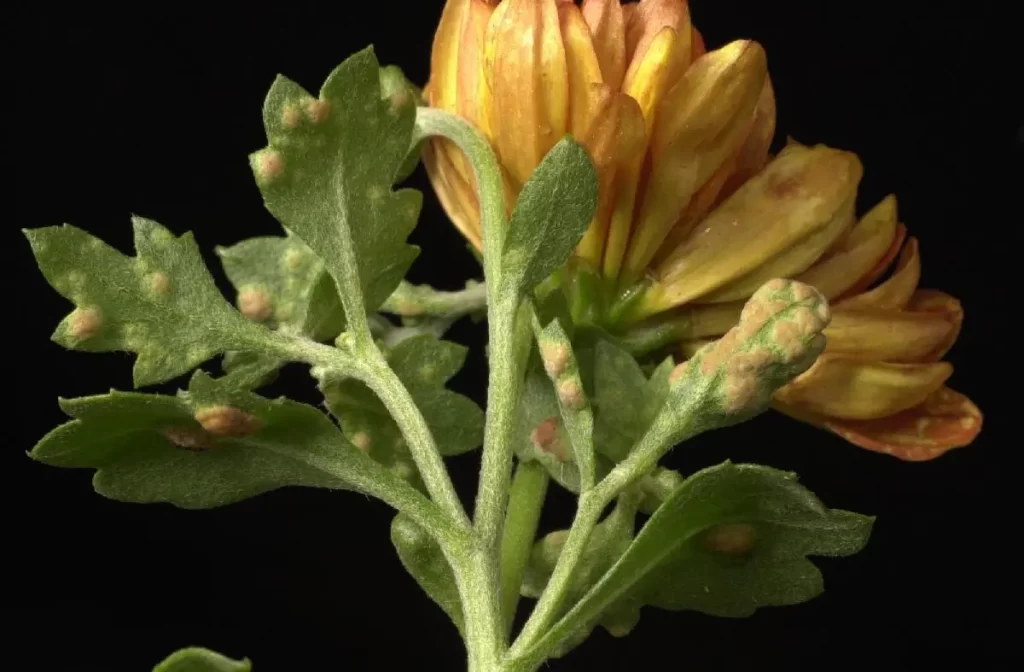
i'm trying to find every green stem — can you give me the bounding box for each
[499,461,550,634]
[382,280,487,320]
[260,331,471,530]
[509,490,605,657]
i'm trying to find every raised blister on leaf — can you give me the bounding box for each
[217,235,345,341]
[391,512,464,634]
[253,47,422,313]
[29,372,374,508]
[502,137,599,295]
[24,218,262,387]
[320,334,484,477]
[152,647,251,672]
[535,462,872,643]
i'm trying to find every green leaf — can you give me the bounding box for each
[216,235,345,341]
[219,351,282,391]
[544,462,873,650]
[592,340,673,462]
[153,647,251,672]
[501,137,598,295]
[252,46,421,314]
[24,217,260,387]
[378,64,424,183]
[391,512,464,634]
[30,371,376,509]
[521,501,637,658]
[320,334,484,478]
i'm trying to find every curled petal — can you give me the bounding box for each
[582,0,627,90]
[718,76,776,202]
[836,236,921,311]
[691,25,706,60]
[423,140,483,250]
[824,387,981,461]
[456,0,497,136]
[773,354,952,421]
[643,144,863,316]
[430,0,474,113]
[835,221,907,299]
[824,309,958,363]
[904,290,964,361]
[484,0,569,186]
[624,40,768,281]
[795,195,899,300]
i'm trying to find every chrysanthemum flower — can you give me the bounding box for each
[422,0,981,460]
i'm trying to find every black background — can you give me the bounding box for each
[9,1,1018,669]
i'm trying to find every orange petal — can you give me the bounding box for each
[577,91,646,265]
[795,195,899,300]
[825,387,982,461]
[836,236,921,311]
[624,40,768,281]
[904,290,964,361]
[835,223,907,299]
[581,0,627,90]
[823,309,958,363]
[691,25,706,60]
[423,139,483,250]
[560,3,605,138]
[456,0,496,136]
[624,0,692,87]
[602,26,678,278]
[484,0,569,186]
[773,354,952,421]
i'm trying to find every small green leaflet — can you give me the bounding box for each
[592,340,674,462]
[320,334,484,479]
[391,512,464,634]
[24,217,262,387]
[216,235,345,341]
[501,138,598,296]
[153,648,251,672]
[29,371,379,509]
[535,462,872,656]
[252,46,422,314]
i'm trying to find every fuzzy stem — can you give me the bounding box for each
[499,461,550,634]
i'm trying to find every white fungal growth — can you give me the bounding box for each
[305,98,330,124]
[194,405,261,437]
[541,341,570,380]
[351,431,372,453]
[254,150,284,182]
[281,104,302,129]
[148,271,170,296]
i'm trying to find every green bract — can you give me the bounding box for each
[24,42,875,672]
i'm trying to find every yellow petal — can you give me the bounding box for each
[696,193,854,303]
[430,0,473,113]
[423,140,483,250]
[652,76,777,267]
[718,76,776,201]
[773,354,952,421]
[903,290,964,361]
[602,26,677,278]
[642,143,863,315]
[823,309,957,363]
[834,223,907,300]
[576,90,646,265]
[484,0,569,186]
[793,195,899,300]
[836,236,921,311]
[624,0,692,88]
[581,0,627,90]
[559,2,604,138]
[623,40,768,281]
[456,0,496,135]
[823,386,981,461]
